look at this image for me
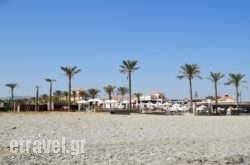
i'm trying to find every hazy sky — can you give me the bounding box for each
[1,0,250,100]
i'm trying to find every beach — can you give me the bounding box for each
[0,112,250,164]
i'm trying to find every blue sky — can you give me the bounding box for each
[1,0,250,100]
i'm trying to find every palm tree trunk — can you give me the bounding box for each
[189,79,193,113]
[121,95,124,102]
[137,97,140,111]
[68,78,71,112]
[11,89,14,111]
[73,92,76,102]
[49,83,52,111]
[236,86,239,111]
[36,86,39,112]
[128,73,132,112]
[215,83,218,114]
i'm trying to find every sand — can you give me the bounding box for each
[0,112,250,164]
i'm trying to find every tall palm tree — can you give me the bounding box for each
[116,86,129,101]
[119,60,139,111]
[207,72,225,114]
[5,83,18,111]
[60,66,81,111]
[87,88,100,99]
[177,64,202,113]
[224,73,247,111]
[103,85,116,100]
[45,78,56,111]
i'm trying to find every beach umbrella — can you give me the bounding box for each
[77,99,88,111]
[77,100,87,104]
[105,99,118,103]
[197,105,207,111]
[122,100,129,104]
[172,103,181,107]
[105,99,118,109]
[181,105,190,111]
[92,98,103,102]
[87,98,103,103]
[163,102,171,106]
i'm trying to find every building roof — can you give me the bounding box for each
[217,95,234,102]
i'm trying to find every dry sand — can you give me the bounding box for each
[0,112,250,164]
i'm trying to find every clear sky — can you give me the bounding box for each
[1,0,250,101]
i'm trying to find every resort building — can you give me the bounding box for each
[71,88,86,102]
[140,92,167,104]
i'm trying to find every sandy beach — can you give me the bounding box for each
[1,112,250,164]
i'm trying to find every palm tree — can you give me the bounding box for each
[116,87,129,101]
[63,91,68,102]
[87,88,100,99]
[207,72,225,114]
[205,96,215,100]
[134,92,143,102]
[119,60,139,111]
[45,78,56,111]
[30,97,36,104]
[87,88,100,110]
[177,64,202,113]
[40,94,49,104]
[53,90,63,104]
[5,83,18,111]
[72,90,77,102]
[60,66,81,111]
[103,85,116,100]
[79,90,89,100]
[35,85,40,112]
[134,92,143,110]
[224,73,247,111]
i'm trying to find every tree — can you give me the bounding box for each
[53,90,63,104]
[103,85,116,100]
[116,86,129,101]
[119,60,139,111]
[45,78,56,111]
[133,92,143,110]
[72,90,77,102]
[63,91,68,102]
[207,72,225,114]
[224,73,247,111]
[87,88,100,99]
[205,96,215,100]
[35,85,40,112]
[133,92,142,103]
[177,64,202,113]
[40,94,49,104]
[5,83,18,111]
[61,66,81,111]
[79,90,89,100]
[87,88,100,110]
